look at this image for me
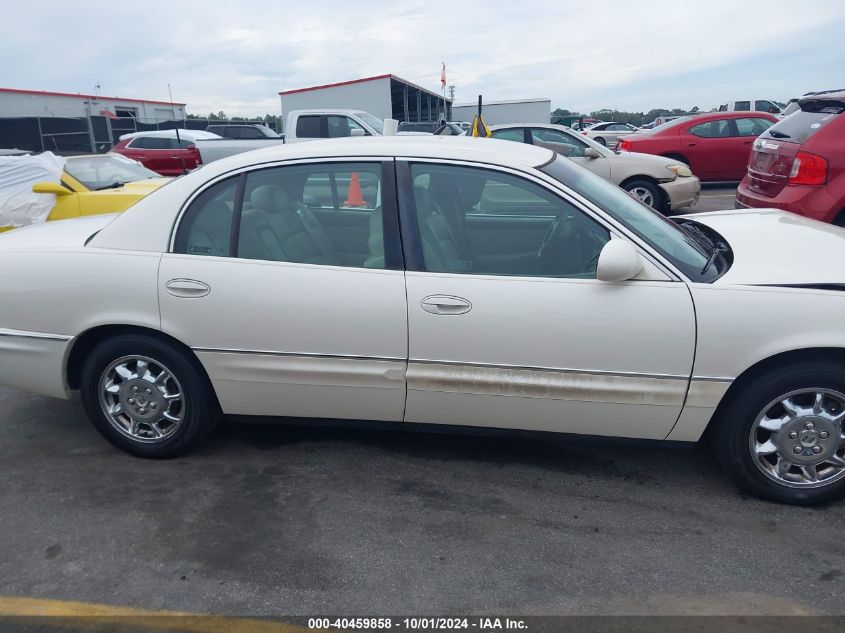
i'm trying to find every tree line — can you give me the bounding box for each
[551,107,702,126]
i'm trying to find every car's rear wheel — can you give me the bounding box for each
[80,334,219,458]
[594,137,607,146]
[712,362,845,505]
[622,179,663,211]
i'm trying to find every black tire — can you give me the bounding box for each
[594,137,607,146]
[622,178,663,211]
[662,153,690,167]
[833,210,845,227]
[80,334,219,458]
[711,361,845,505]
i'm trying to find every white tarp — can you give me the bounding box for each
[0,152,66,229]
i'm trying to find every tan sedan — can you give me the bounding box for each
[489,124,701,213]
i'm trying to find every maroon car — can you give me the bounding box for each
[111,131,205,176]
[617,111,778,181]
[735,90,845,224]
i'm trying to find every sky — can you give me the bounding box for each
[1,0,843,117]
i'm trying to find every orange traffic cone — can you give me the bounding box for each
[344,172,367,207]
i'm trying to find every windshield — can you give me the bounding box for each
[65,154,160,190]
[541,156,724,281]
[356,112,385,135]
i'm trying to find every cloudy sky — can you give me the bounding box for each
[1,0,843,117]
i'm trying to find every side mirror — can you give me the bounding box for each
[349,128,366,137]
[583,147,601,159]
[596,239,643,282]
[32,182,71,196]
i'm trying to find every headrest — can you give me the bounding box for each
[250,185,291,212]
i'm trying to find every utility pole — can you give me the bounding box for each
[448,85,455,101]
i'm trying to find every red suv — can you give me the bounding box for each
[617,111,778,181]
[111,131,205,176]
[735,91,845,224]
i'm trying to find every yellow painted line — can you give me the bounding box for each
[0,596,307,633]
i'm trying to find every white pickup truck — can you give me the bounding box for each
[195,109,388,163]
[718,99,783,115]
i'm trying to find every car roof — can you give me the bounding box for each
[209,135,554,172]
[119,129,221,141]
[798,90,845,105]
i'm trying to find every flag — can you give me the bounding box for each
[440,62,446,89]
[470,114,491,137]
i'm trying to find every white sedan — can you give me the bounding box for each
[1,136,844,505]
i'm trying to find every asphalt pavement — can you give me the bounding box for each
[2,380,845,617]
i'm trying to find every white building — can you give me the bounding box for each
[279,74,451,129]
[451,98,551,125]
[0,87,186,122]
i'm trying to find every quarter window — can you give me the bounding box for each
[174,176,238,257]
[408,163,609,278]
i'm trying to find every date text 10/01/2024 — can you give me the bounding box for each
[307,618,528,630]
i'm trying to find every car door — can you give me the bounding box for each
[158,159,408,421]
[398,159,696,439]
[683,118,736,180]
[733,117,775,179]
[529,128,612,180]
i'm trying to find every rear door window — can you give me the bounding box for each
[689,119,733,138]
[296,116,322,138]
[734,101,751,111]
[491,128,527,142]
[530,128,588,157]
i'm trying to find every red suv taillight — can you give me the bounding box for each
[617,139,633,151]
[788,150,828,185]
[187,143,201,165]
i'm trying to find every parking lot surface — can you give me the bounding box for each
[680,183,738,215]
[2,383,844,617]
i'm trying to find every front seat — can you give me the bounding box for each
[414,185,468,272]
[250,185,339,265]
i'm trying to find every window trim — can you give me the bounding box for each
[169,157,403,271]
[395,157,680,281]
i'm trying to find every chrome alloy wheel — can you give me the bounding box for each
[629,186,655,208]
[98,355,185,443]
[749,388,845,488]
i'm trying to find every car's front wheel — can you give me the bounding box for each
[622,179,663,211]
[712,362,845,505]
[80,334,219,458]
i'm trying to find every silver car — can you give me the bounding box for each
[489,123,700,212]
[582,121,640,149]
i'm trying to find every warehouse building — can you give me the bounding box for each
[451,98,551,125]
[0,87,186,122]
[279,74,451,129]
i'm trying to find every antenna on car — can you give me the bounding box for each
[168,83,188,174]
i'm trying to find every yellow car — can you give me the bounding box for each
[0,154,169,233]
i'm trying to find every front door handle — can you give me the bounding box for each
[165,278,210,298]
[421,295,472,315]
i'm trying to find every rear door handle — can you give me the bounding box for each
[421,295,472,315]
[165,278,210,298]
